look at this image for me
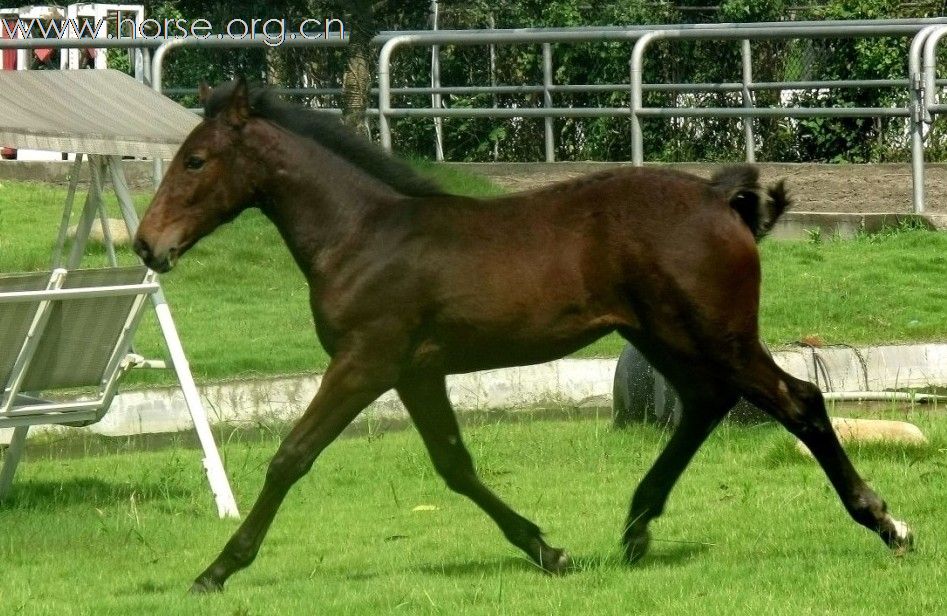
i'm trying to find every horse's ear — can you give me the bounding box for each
[198,80,212,105]
[225,77,250,128]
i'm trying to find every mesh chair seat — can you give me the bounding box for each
[0,267,159,498]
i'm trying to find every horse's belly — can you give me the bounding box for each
[419,310,620,374]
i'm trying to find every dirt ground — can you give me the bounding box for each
[451,162,947,216]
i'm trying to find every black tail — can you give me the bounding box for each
[710,165,790,241]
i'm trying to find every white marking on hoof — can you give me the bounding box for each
[890,517,911,542]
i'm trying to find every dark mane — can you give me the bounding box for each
[204,80,446,198]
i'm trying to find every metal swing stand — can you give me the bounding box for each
[0,70,238,518]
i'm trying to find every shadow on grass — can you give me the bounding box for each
[403,544,711,579]
[409,555,544,578]
[0,477,195,511]
[634,540,713,570]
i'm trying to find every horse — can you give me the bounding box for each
[134,78,913,592]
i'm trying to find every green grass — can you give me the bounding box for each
[1,170,946,384]
[1,409,945,614]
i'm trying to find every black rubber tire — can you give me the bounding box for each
[612,343,770,428]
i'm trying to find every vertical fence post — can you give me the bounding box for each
[741,39,756,163]
[431,44,445,161]
[488,14,499,161]
[630,33,660,166]
[917,25,947,214]
[378,38,402,152]
[908,26,938,215]
[542,43,555,162]
[430,0,444,161]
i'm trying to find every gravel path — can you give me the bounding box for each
[447,162,947,215]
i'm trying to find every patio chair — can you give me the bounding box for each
[0,266,158,499]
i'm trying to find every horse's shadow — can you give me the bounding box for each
[404,541,711,579]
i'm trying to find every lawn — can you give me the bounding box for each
[1,167,946,385]
[0,408,944,614]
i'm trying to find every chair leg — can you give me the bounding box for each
[0,426,30,501]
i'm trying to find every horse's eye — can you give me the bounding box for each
[185,155,205,170]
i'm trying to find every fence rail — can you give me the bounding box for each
[3,19,947,213]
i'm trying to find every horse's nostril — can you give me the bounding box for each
[133,237,152,260]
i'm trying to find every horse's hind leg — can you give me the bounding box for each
[623,378,737,563]
[737,343,913,553]
[396,373,570,574]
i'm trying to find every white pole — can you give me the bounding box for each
[153,302,240,519]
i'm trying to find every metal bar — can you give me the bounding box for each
[401,78,915,96]
[52,153,84,269]
[386,107,635,117]
[381,105,912,118]
[741,39,756,163]
[107,155,143,237]
[379,38,396,150]
[629,26,928,166]
[432,43,445,161]
[3,401,101,417]
[0,283,160,304]
[430,0,444,162]
[542,43,555,162]
[629,36,647,165]
[372,21,947,51]
[152,300,240,519]
[0,410,100,430]
[151,36,347,94]
[166,77,944,100]
[96,198,118,267]
[908,25,940,215]
[0,426,29,500]
[489,12,499,162]
[923,26,947,118]
[67,155,104,269]
[637,107,911,118]
[98,272,157,388]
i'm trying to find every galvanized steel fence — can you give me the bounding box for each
[3,19,947,212]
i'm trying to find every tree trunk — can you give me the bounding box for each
[341,0,376,137]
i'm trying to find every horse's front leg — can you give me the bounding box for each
[190,348,398,592]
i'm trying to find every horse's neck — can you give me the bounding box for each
[247,122,400,278]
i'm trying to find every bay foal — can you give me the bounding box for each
[134,79,913,591]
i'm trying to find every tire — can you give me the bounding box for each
[612,343,769,428]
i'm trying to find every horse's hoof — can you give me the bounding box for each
[884,517,914,556]
[189,577,223,594]
[538,546,571,575]
[623,528,650,564]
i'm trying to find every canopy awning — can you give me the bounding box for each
[0,69,199,158]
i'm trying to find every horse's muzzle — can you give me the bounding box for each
[133,236,173,273]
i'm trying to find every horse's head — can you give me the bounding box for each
[134,78,260,272]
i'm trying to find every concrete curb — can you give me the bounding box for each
[3,343,944,443]
[772,212,938,240]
